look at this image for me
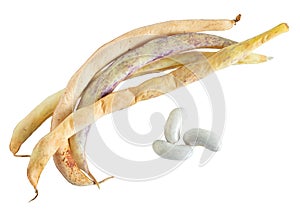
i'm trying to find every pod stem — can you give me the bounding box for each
[96,176,114,186]
[14,154,31,158]
[233,14,242,24]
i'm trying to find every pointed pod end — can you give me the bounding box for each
[27,163,40,202]
[9,139,20,155]
[87,171,100,189]
[94,180,100,189]
[28,189,38,202]
[14,154,31,158]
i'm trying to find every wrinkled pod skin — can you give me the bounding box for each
[27,22,288,196]
[9,51,268,158]
[50,16,240,188]
[70,33,235,175]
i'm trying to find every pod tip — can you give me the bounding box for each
[28,189,38,202]
[279,23,289,32]
[233,14,242,24]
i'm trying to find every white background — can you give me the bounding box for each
[0,0,299,213]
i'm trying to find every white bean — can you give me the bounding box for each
[183,128,220,152]
[152,140,193,160]
[164,108,183,143]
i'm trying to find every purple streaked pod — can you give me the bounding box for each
[70,33,235,175]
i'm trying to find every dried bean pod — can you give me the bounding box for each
[69,33,235,182]
[27,23,288,196]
